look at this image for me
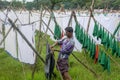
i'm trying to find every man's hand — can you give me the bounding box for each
[50,45,54,49]
[50,42,58,53]
[50,45,54,52]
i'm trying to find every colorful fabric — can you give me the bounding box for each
[97,25,102,39]
[112,39,117,55]
[98,50,110,72]
[93,22,99,37]
[109,36,113,49]
[75,23,80,40]
[90,40,95,59]
[54,23,61,40]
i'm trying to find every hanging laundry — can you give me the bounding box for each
[54,23,61,40]
[99,51,111,72]
[112,39,117,55]
[75,23,84,44]
[87,38,91,51]
[75,23,80,40]
[90,40,93,57]
[82,33,88,48]
[113,22,120,36]
[94,44,99,64]
[85,35,89,49]
[86,37,91,51]
[45,42,55,80]
[92,43,96,59]
[98,50,102,63]
[97,25,102,39]
[104,56,110,72]
[5,23,17,58]
[102,31,108,45]
[117,31,120,42]
[109,36,113,49]
[101,27,104,40]
[0,23,4,48]
[96,26,100,40]
[93,22,99,37]
[17,24,36,64]
[90,40,95,59]
[101,29,105,44]
[100,52,106,66]
[115,42,119,57]
[105,33,110,48]
[79,28,84,44]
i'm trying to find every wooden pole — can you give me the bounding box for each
[29,11,31,24]
[0,19,17,46]
[67,11,74,27]
[11,9,22,24]
[31,7,43,80]
[72,53,98,77]
[86,0,95,32]
[8,18,45,64]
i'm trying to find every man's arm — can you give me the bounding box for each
[51,37,66,49]
[50,42,58,49]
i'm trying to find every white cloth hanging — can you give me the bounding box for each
[17,24,36,64]
[0,22,4,48]
[5,23,17,58]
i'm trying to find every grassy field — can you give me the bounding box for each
[0,31,120,80]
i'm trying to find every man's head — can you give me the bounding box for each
[65,27,73,38]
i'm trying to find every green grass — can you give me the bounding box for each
[0,31,120,80]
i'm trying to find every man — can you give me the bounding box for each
[50,27,75,80]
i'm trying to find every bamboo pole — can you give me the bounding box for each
[29,10,31,24]
[86,0,95,32]
[11,9,22,24]
[0,19,17,46]
[72,53,98,77]
[8,18,45,64]
[67,11,74,27]
[31,8,43,80]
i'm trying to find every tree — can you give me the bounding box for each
[112,0,120,9]
[0,1,10,9]
[26,2,35,10]
[11,1,23,9]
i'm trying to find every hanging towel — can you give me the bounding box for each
[54,23,61,40]
[17,24,36,64]
[93,22,99,37]
[5,24,17,58]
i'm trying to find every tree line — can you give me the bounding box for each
[0,0,120,10]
